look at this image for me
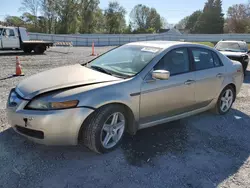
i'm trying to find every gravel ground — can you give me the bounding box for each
[0,47,250,188]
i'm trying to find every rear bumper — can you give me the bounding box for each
[227,56,249,72]
[6,107,94,145]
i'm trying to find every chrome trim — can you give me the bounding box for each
[141,82,183,95]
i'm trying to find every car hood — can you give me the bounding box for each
[16,64,121,99]
[219,51,247,57]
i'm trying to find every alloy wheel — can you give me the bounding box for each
[220,89,234,112]
[100,112,125,149]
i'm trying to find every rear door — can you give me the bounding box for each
[2,28,19,48]
[190,47,226,107]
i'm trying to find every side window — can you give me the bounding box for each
[212,52,223,67]
[191,48,215,71]
[9,29,15,37]
[2,29,7,36]
[154,48,190,76]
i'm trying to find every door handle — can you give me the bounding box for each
[145,78,156,83]
[216,73,223,78]
[184,80,195,85]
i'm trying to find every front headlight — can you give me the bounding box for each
[26,99,79,110]
[8,89,20,107]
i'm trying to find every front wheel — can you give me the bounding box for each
[81,105,127,153]
[213,85,235,115]
[23,47,32,53]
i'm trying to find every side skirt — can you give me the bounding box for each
[138,99,217,130]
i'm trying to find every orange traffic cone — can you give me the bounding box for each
[91,42,96,56]
[14,56,24,76]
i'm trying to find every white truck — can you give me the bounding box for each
[0,26,53,54]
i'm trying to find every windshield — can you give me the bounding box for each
[0,28,3,35]
[87,45,162,77]
[215,42,245,52]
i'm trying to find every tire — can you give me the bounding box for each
[242,62,248,77]
[81,105,128,154]
[23,47,32,53]
[34,45,45,54]
[213,85,235,115]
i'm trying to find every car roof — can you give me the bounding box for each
[218,40,246,44]
[126,41,204,50]
[0,26,16,29]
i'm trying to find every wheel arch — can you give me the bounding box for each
[78,102,138,143]
[220,75,237,97]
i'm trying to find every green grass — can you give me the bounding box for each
[194,42,215,47]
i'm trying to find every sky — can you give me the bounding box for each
[0,0,248,24]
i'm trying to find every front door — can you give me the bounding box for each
[139,47,196,127]
[2,29,19,48]
[190,48,226,107]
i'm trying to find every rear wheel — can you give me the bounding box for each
[242,62,248,77]
[213,85,235,115]
[81,105,127,153]
[34,45,45,54]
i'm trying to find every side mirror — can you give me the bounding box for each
[152,70,170,80]
[248,50,250,54]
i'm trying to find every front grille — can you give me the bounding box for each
[15,125,44,139]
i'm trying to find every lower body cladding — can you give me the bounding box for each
[6,107,94,145]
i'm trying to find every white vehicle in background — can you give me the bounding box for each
[0,26,53,54]
[215,40,249,76]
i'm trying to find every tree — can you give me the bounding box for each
[185,10,202,33]
[130,4,163,33]
[161,17,169,29]
[79,0,100,33]
[20,0,41,27]
[123,22,132,33]
[175,16,189,30]
[5,16,25,26]
[40,0,59,33]
[104,1,126,34]
[194,0,224,33]
[226,4,249,33]
[147,8,162,32]
[21,12,39,31]
[91,8,106,33]
[130,4,150,31]
[213,0,224,33]
[56,0,79,34]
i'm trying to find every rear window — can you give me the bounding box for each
[215,42,246,52]
[191,48,223,71]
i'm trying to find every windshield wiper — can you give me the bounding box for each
[90,65,113,75]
